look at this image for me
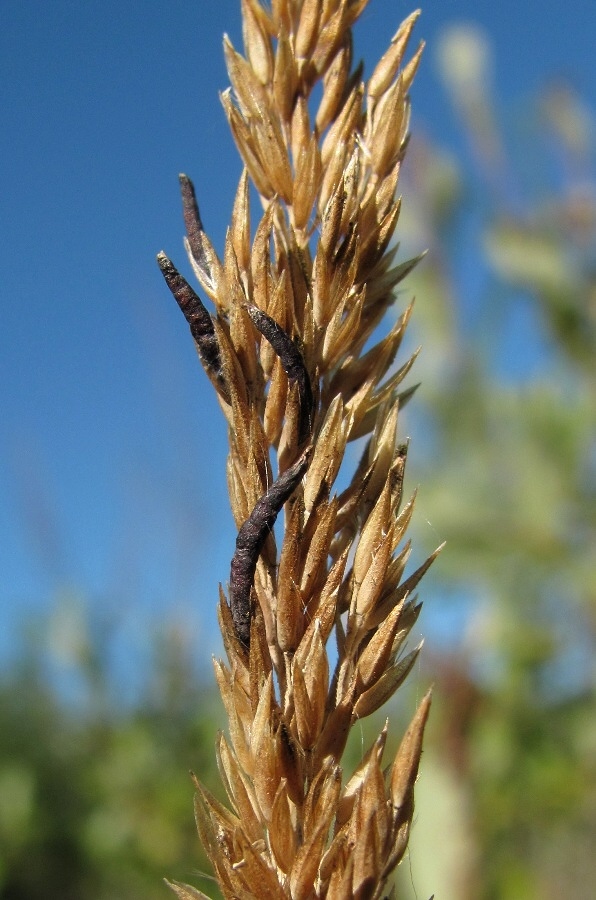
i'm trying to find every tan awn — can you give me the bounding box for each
[158,1,440,897]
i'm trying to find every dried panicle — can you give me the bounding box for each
[158,1,437,897]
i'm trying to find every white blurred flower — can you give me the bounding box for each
[436,24,492,103]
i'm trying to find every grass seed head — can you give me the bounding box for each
[159,1,438,896]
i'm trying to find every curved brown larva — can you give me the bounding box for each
[156,251,230,404]
[229,446,311,647]
[244,302,314,445]
[178,174,204,261]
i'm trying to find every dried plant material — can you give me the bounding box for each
[158,1,436,896]
[165,880,212,900]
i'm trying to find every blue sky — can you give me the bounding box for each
[1,0,595,686]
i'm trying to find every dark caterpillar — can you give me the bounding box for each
[156,251,230,404]
[244,303,314,446]
[229,447,311,648]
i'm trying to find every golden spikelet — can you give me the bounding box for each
[159,1,438,896]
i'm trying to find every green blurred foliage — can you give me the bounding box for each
[0,604,223,899]
[397,23,596,900]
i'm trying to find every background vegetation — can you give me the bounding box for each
[2,23,594,900]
